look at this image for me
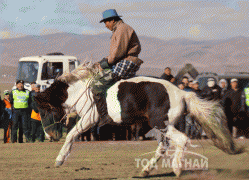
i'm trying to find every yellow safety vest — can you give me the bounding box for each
[244,88,249,106]
[12,89,29,109]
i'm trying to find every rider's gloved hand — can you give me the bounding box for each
[99,58,112,70]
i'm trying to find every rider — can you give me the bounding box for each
[92,9,143,127]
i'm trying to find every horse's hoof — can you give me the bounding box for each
[141,170,150,177]
[173,168,182,177]
[54,161,64,167]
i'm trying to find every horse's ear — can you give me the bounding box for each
[57,73,71,83]
[87,61,92,67]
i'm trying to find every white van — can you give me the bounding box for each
[14,53,80,91]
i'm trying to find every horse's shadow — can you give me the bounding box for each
[132,172,175,179]
[132,169,249,179]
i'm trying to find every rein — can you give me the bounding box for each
[58,75,96,124]
[46,87,89,125]
[43,66,99,135]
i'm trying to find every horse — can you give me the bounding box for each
[35,63,244,177]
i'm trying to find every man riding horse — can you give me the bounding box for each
[92,9,143,127]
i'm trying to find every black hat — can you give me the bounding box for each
[16,80,24,84]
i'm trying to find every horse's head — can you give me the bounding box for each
[35,62,97,141]
[35,80,69,141]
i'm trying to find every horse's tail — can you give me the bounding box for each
[184,92,244,155]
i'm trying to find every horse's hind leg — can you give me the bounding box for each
[166,125,188,177]
[141,141,166,176]
[165,100,188,177]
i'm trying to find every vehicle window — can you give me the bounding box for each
[69,61,75,72]
[41,62,63,80]
[41,63,48,80]
[52,62,63,78]
[17,61,38,83]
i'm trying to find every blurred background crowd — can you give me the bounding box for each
[1,67,248,143]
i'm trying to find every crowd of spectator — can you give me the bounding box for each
[0,80,44,143]
[1,67,248,143]
[161,67,248,139]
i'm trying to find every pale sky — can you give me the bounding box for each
[0,0,248,40]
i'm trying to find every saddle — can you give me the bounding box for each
[92,74,123,127]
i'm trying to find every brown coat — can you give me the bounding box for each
[107,20,143,66]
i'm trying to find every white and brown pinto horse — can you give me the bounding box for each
[35,63,243,177]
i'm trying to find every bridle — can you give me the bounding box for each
[42,65,99,136]
[57,73,97,124]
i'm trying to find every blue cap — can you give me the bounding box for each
[100,9,122,23]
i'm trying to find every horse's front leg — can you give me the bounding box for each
[55,118,92,167]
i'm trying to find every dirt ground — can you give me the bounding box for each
[0,129,248,180]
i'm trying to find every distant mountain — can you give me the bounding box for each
[1,33,249,80]
[0,65,17,83]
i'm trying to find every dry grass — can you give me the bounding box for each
[0,129,248,180]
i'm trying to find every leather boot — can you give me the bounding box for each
[93,93,114,127]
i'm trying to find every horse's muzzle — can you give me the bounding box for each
[44,123,63,141]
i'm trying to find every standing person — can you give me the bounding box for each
[202,78,221,101]
[176,79,191,133]
[91,9,143,127]
[178,82,185,90]
[178,77,193,134]
[160,67,175,83]
[0,94,3,128]
[222,79,243,137]
[192,81,202,98]
[219,79,228,98]
[2,90,13,143]
[239,84,249,138]
[188,80,194,90]
[188,81,203,139]
[30,82,36,97]
[29,82,36,140]
[243,84,249,114]
[182,76,192,92]
[10,80,32,143]
[30,84,45,142]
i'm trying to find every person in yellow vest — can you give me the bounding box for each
[243,86,249,112]
[2,90,13,143]
[30,84,45,142]
[10,80,32,143]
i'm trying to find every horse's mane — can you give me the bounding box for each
[58,62,99,84]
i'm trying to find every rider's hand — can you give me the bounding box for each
[97,63,103,71]
[99,58,111,70]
